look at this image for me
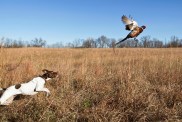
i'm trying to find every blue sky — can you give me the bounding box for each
[0,0,181,44]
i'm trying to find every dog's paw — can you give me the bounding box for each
[46,92,51,97]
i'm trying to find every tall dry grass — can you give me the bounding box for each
[0,48,182,121]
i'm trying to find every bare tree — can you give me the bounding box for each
[96,35,109,48]
[110,38,116,48]
[82,38,95,48]
[140,36,151,48]
[72,39,83,48]
[152,38,163,48]
[168,36,180,47]
[31,38,46,47]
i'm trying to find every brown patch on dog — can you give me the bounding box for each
[42,69,49,73]
[40,69,58,80]
[15,84,21,89]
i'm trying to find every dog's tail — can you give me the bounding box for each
[0,88,6,99]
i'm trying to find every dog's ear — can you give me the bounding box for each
[42,69,49,73]
[53,72,58,77]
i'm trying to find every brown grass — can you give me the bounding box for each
[0,48,182,121]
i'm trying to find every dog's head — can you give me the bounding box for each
[40,69,58,81]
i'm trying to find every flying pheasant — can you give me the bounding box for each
[115,15,146,45]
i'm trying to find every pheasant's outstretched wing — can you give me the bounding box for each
[122,15,132,25]
[121,15,138,31]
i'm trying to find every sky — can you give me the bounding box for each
[0,0,182,44]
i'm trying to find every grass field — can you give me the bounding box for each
[0,48,182,121]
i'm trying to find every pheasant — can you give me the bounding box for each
[115,15,146,45]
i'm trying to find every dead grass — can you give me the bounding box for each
[0,48,182,121]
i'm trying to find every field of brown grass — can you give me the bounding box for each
[0,48,182,121]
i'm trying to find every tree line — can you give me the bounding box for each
[0,35,182,48]
[0,37,46,48]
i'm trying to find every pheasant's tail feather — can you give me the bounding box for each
[115,37,128,45]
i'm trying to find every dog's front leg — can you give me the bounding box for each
[36,88,50,96]
[43,88,50,96]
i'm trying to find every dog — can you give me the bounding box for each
[0,69,58,105]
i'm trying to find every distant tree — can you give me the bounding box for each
[31,38,46,47]
[180,39,182,47]
[65,42,74,48]
[167,36,180,47]
[110,38,116,48]
[140,36,151,48]
[152,38,163,48]
[12,40,19,48]
[96,35,109,48]
[72,39,83,48]
[127,39,138,47]
[4,38,12,48]
[1,35,182,48]
[82,38,95,48]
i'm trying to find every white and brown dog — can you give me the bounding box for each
[0,69,58,105]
